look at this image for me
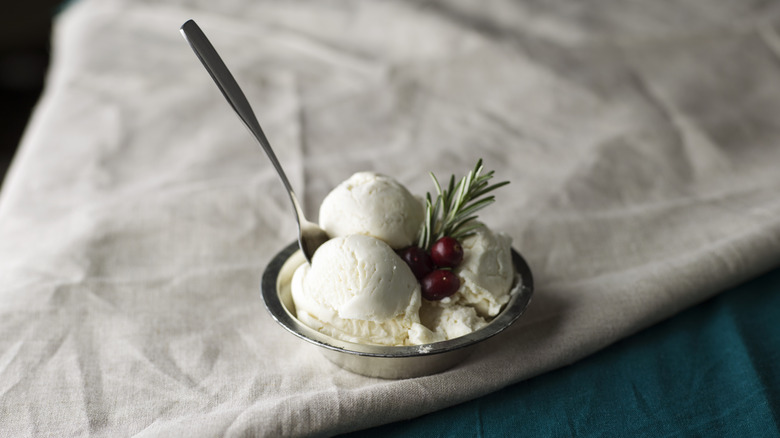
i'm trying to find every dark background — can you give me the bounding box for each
[0,1,62,189]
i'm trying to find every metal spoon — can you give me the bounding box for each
[180,19,328,264]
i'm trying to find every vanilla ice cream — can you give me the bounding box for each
[289,226,515,346]
[318,172,423,249]
[291,234,434,346]
[291,171,516,347]
[452,225,515,317]
[419,301,489,343]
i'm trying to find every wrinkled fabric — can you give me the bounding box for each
[1,0,780,436]
[348,267,780,437]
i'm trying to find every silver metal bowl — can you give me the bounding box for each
[261,242,534,379]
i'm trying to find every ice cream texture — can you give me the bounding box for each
[453,225,514,317]
[291,234,432,346]
[290,170,515,346]
[318,172,423,249]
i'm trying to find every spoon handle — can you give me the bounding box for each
[180,19,296,197]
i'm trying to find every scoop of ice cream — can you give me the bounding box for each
[318,172,423,249]
[453,225,515,317]
[291,234,432,346]
[418,301,489,343]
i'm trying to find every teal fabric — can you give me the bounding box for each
[344,268,780,437]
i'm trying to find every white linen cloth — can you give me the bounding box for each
[2,0,780,436]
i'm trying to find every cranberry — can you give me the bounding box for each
[398,246,434,279]
[430,236,464,268]
[421,269,460,301]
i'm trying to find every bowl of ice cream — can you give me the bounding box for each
[262,241,533,379]
[260,162,534,379]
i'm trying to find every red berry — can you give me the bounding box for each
[430,237,464,268]
[398,246,434,279]
[421,269,460,301]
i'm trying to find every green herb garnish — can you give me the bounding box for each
[417,159,509,250]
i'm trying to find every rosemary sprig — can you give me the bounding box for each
[417,159,509,249]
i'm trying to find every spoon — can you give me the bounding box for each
[180,19,329,264]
